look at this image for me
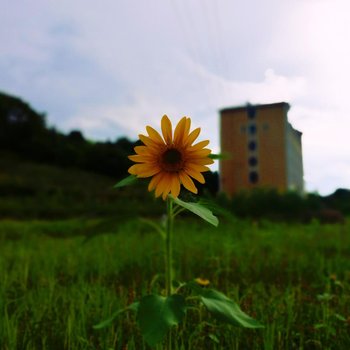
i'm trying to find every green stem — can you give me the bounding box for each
[165,196,174,296]
[165,196,174,350]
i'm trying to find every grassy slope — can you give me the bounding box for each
[0,218,349,349]
[0,151,162,219]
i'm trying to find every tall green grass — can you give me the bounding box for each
[0,218,349,349]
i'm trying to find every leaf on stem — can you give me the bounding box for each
[170,195,219,227]
[113,175,137,188]
[138,294,186,346]
[139,218,166,239]
[208,153,230,160]
[93,302,139,329]
[187,282,263,328]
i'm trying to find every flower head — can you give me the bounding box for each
[128,115,214,200]
[195,277,210,286]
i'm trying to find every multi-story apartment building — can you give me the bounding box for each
[219,102,304,196]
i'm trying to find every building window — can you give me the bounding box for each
[248,124,257,134]
[247,105,256,119]
[248,140,257,151]
[248,156,258,166]
[249,171,259,183]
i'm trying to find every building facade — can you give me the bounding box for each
[219,102,304,196]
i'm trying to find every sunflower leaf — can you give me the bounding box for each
[137,294,186,347]
[186,282,263,328]
[208,153,230,160]
[93,302,139,329]
[171,196,219,227]
[113,175,138,188]
[200,289,264,328]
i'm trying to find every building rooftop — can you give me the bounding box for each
[220,102,290,114]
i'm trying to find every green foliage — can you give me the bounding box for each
[0,91,136,180]
[93,302,139,330]
[0,152,164,219]
[323,188,350,215]
[216,188,348,223]
[92,194,254,347]
[199,289,262,328]
[208,153,230,160]
[113,175,138,188]
[1,155,348,223]
[138,294,186,346]
[187,282,263,329]
[172,196,219,227]
[1,218,350,348]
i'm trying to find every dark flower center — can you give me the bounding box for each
[161,148,183,171]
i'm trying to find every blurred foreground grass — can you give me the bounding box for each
[1,217,350,349]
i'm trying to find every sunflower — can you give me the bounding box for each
[128,115,214,200]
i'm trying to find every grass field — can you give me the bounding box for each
[1,217,350,349]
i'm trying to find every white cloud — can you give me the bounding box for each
[1,0,350,194]
[63,92,183,140]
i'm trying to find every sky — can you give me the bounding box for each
[1,0,349,195]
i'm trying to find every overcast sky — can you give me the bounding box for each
[1,0,349,195]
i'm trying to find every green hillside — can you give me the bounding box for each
[0,151,162,219]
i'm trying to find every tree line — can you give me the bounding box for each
[0,91,218,193]
[1,91,349,221]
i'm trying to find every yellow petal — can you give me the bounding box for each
[128,164,141,175]
[155,173,169,198]
[170,174,181,198]
[154,183,163,198]
[134,145,159,158]
[139,134,162,149]
[161,115,173,144]
[179,171,198,194]
[146,126,165,145]
[162,189,170,201]
[188,148,211,158]
[190,140,210,151]
[184,167,205,184]
[185,127,201,146]
[174,117,187,146]
[186,163,210,173]
[161,173,173,200]
[190,157,214,165]
[128,154,154,163]
[134,146,149,155]
[148,172,163,192]
[184,118,191,138]
[154,173,171,200]
[135,164,161,178]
